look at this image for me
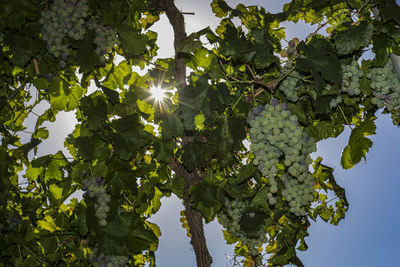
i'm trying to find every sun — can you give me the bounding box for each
[150,86,166,102]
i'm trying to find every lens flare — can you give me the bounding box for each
[150,86,165,102]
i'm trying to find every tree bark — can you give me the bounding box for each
[157,1,213,266]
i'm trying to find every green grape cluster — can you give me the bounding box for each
[82,176,110,227]
[217,199,267,256]
[330,60,363,108]
[248,100,316,215]
[368,59,400,125]
[249,102,316,180]
[279,65,301,102]
[88,251,128,267]
[88,19,120,60]
[39,0,89,67]
[280,173,314,216]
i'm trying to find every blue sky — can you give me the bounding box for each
[24,0,400,266]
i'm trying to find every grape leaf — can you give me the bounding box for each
[334,21,374,56]
[341,119,376,169]
[235,165,257,184]
[296,37,342,85]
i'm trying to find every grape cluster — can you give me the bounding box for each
[248,99,317,215]
[39,0,89,67]
[330,60,363,108]
[179,210,192,237]
[82,176,110,227]
[368,59,400,125]
[217,199,267,255]
[280,173,315,216]
[279,67,301,102]
[88,19,120,59]
[88,251,128,267]
[7,215,22,230]
[249,101,316,180]
[325,83,343,109]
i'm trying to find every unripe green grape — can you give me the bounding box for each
[368,59,400,125]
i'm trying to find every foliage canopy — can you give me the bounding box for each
[0,0,399,266]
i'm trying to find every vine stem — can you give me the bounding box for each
[245,64,276,94]
[22,244,41,261]
[158,0,213,266]
[7,83,26,102]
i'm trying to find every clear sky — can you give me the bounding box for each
[25,0,400,266]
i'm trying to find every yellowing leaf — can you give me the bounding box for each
[226,65,234,75]
[144,124,155,134]
[37,215,60,233]
[49,184,63,200]
[194,113,205,130]
[144,154,152,164]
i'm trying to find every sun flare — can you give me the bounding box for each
[150,86,166,102]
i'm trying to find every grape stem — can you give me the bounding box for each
[232,91,246,110]
[245,64,276,94]
[338,105,353,129]
[33,58,40,75]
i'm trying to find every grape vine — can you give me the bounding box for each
[1,0,399,266]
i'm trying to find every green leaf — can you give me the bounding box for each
[341,119,376,169]
[306,120,343,141]
[240,213,270,239]
[359,76,372,96]
[296,37,342,85]
[211,0,233,18]
[144,187,163,216]
[334,21,374,55]
[39,236,58,255]
[236,165,257,184]
[80,95,108,130]
[20,138,42,157]
[297,237,308,251]
[372,33,391,66]
[375,0,400,24]
[101,85,120,104]
[161,112,184,138]
[33,127,49,139]
[117,24,148,58]
[73,30,99,72]
[190,183,221,222]
[314,95,335,114]
[76,206,88,237]
[181,142,213,171]
[252,186,270,209]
